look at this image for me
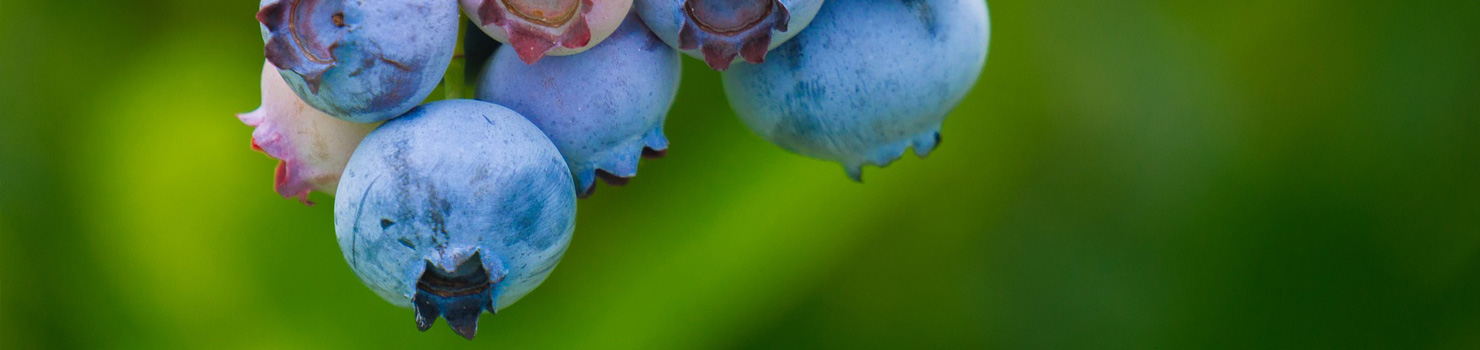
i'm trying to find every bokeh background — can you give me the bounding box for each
[3,0,1479,348]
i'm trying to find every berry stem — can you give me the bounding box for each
[444,20,468,100]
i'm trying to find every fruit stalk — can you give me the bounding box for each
[445,20,469,100]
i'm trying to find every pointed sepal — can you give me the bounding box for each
[413,292,439,332]
[844,164,864,183]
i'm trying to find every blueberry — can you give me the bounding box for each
[721,0,989,181]
[238,61,378,205]
[635,0,823,70]
[334,100,577,339]
[461,0,633,63]
[477,13,679,197]
[257,0,459,123]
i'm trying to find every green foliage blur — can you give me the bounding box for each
[2,0,1478,348]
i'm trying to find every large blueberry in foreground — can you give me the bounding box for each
[239,61,378,205]
[478,13,680,197]
[461,0,633,63]
[722,0,989,180]
[334,100,577,339]
[258,0,459,123]
[635,0,823,70]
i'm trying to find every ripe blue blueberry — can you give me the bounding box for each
[634,0,823,70]
[334,100,577,339]
[461,0,633,63]
[477,13,680,197]
[257,0,459,123]
[721,0,989,180]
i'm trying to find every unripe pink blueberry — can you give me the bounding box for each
[238,61,378,204]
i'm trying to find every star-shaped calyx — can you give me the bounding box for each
[678,0,790,70]
[413,252,504,340]
[477,0,596,63]
[258,0,347,93]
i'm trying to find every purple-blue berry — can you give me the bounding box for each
[635,0,823,70]
[722,0,989,180]
[257,0,459,123]
[334,100,577,339]
[477,13,680,197]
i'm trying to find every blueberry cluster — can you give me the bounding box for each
[240,0,988,339]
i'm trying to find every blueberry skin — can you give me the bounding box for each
[258,0,459,123]
[334,100,576,315]
[477,13,680,196]
[721,0,989,180]
[635,0,823,70]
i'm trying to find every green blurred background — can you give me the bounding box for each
[3,0,1478,348]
